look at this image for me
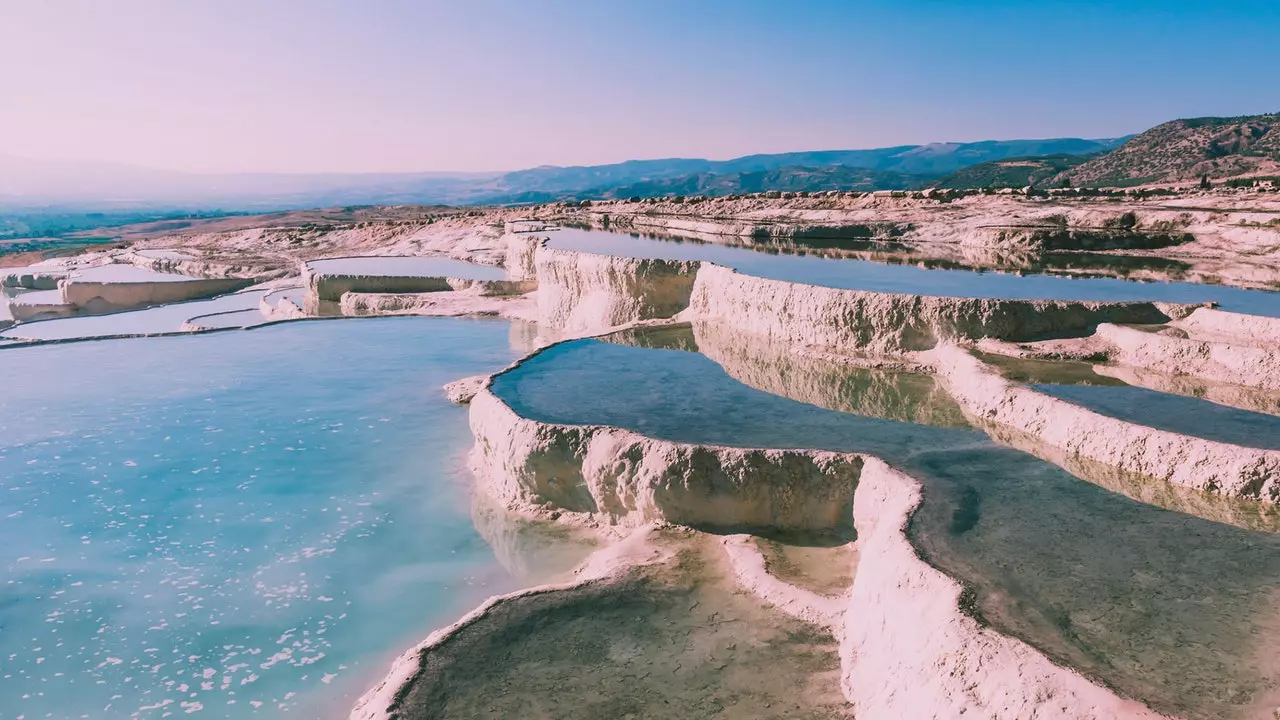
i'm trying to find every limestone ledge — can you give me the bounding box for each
[1098,321,1280,391]
[58,277,252,314]
[306,271,529,304]
[842,456,1166,720]
[1175,306,1280,347]
[469,387,859,533]
[933,344,1280,502]
[532,244,699,333]
[259,287,307,321]
[690,263,1188,354]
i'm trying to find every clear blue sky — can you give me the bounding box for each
[2,0,1276,173]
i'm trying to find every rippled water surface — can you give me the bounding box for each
[0,318,585,718]
[547,228,1280,316]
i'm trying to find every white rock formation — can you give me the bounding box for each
[469,387,860,533]
[690,263,1187,354]
[842,457,1168,720]
[1098,322,1280,391]
[932,344,1280,501]
[533,246,700,333]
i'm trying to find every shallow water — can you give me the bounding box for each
[0,318,587,719]
[1,291,268,341]
[547,228,1280,316]
[1033,383,1280,450]
[493,327,1280,719]
[305,256,505,280]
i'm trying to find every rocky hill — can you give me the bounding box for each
[932,154,1089,190]
[1059,113,1280,187]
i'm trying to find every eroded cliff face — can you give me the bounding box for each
[689,263,1183,353]
[533,247,700,332]
[932,345,1280,501]
[468,388,860,533]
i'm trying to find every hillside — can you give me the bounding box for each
[1059,113,1280,187]
[932,154,1090,189]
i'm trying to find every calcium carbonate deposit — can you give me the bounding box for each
[3,203,1278,720]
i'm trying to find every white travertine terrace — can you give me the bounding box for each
[1097,321,1280,391]
[690,263,1191,353]
[933,344,1280,502]
[353,362,1172,720]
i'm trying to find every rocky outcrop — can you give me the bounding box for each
[843,458,1167,720]
[533,247,700,332]
[1097,322,1280,391]
[469,387,860,533]
[933,345,1280,501]
[259,287,307,321]
[689,263,1185,353]
[968,225,1193,252]
[444,375,487,404]
[502,232,543,281]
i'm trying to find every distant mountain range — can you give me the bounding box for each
[0,137,1127,211]
[3,113,1278,215]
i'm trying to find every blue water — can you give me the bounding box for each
[305,257,505,280]
[547,228,1280,317]
[0,318,581,718]
[1,291,268,341]
[1033,383,1280,450]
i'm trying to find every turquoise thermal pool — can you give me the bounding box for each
[0,318,585,718]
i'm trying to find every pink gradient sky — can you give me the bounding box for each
[3,0,1277,174]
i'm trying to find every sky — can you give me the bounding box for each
[2,0,1278,174]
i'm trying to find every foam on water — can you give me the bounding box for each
[0,318,582,718]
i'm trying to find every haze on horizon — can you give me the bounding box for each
[3,0,1278,176]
